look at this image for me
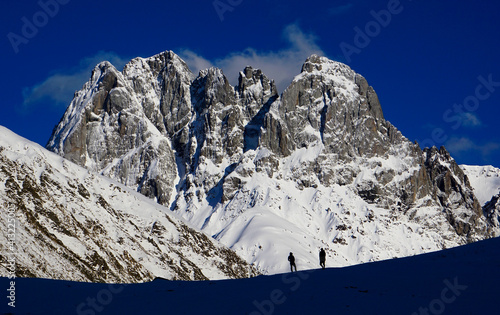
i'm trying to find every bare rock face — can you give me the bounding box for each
[259,56,430,210]
[261,55,389,158]
[423,146,487,240]
[482,188,500,236]
[47,53,184,206]
[46,51,498,273]
[238,66,278,152]
[484,193,500,231]
[190,67,241,165]
[122,51,193,150]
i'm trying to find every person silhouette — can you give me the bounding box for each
[319,248,326,269]
[288,252,297,272]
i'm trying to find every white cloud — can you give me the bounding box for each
[445,136,500,161]
[180,24,325,92]
[461,112,482,127]
[178,50,214,76]
[445,137,475,153]
[22,51,130,111]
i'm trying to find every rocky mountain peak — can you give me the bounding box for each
[193,67,235,112]
[124,50,193,80]
[300,54,325,72]
[46,50,498,274]
[261,53,391,160]
[91,60,121,83]
[237,66,278,106]
[300,54,351,76]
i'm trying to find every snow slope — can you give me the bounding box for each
[4,236,499,314]
[195,147,464,275]
[461,165,500,205]
[0,125,256,282]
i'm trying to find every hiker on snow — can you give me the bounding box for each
[288,252,297,272]
[319,248,326,269]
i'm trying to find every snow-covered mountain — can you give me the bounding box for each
[0,126,256,282]
[46,50,498,274]
[461,165,500,206]
[461,165,500,229]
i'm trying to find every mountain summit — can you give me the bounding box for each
[47,50,498,273]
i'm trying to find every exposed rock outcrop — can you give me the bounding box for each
[484,193,500,230]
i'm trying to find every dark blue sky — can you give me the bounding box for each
[1,0,499,166]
